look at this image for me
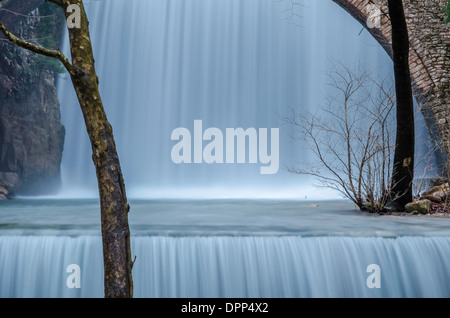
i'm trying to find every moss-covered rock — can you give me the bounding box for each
[405,200,432,214]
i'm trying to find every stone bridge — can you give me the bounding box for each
[333,0,450,170]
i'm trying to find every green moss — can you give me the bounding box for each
[447,0,450,23]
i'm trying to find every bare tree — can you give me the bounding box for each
[285,64,400,213]
[0,0,134,297]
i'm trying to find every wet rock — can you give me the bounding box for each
[0,186,8,196]
[0,172,20,193]
[0,4,65,195]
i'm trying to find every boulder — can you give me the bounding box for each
[405,199,432,215]
[434,191,449,200]
[422,183,449,197]
[0,186,8,196]
[0,172,20,193]
[420,194,442,203]
[0,194,7,200]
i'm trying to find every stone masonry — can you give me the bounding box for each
[333,0,450,170]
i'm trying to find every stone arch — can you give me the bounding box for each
[333,0,450,172]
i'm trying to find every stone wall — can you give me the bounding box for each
[333,0,450,171]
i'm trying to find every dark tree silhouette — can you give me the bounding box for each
[387,0,415,211]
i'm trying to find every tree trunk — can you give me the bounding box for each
[1,0,134,297]
[62,0,134,297]
[388,0,415,211]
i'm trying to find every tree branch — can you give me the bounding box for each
[0,21,74,76]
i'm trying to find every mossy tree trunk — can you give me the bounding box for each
[62,0,134,298]
[1,0,134,297]
[388,0,415,212]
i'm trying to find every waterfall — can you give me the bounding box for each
[2,0,446,301]
[1,235,449,298]
[56,0,397,199]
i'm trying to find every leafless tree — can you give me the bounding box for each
[284,64,402,213]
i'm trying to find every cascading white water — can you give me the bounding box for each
[56,0,401,199]
[1,235,449,298]
[15,0,443,300]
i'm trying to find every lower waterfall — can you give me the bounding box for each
[1,235,449,298]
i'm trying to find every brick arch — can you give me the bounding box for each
[333,0,450,171]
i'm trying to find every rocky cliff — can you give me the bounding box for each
[0,1,65,197]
